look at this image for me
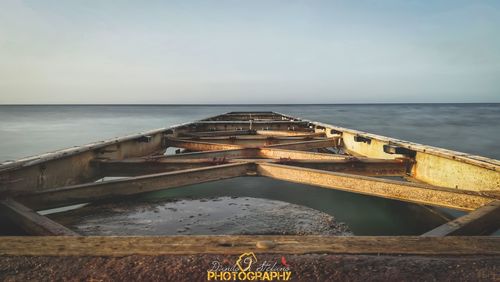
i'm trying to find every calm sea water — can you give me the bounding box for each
[0,104,499,235]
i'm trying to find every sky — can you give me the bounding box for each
[0,0,499,104]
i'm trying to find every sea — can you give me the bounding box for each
[0,104,499,235]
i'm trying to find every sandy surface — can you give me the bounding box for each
[49,197,352,236]
[0,254,498,281]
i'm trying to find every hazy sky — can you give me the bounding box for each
[1,1,499,104]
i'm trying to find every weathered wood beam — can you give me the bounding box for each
[259,148,349,160]
[204,116,287,121]
[274,158,408,176]
[0,198,79,236]
[265,138,339,151]
[177,130,253,137]
[202,113,288,121]
[167,137,334,150]
[192,120,311,131]
[422,201,500,236]
[92,158,226,177]
[178,136,325,147]
[0,236,498,256]
[165,138,243,151]
[185,136,323,141]
[165,147,352,161]
[194,120,308,125]
[255,130,322,137]
[95,157,407,177]
[256,163,495,211]
[164,148,259,160]
[18,163,253,211]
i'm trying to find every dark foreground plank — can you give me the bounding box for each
[0,236,498,256]
[422,200,500,236]
[0,199,79,236]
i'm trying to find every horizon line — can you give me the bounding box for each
[0,102,499,106]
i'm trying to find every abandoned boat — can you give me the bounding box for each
[0,111,498,257]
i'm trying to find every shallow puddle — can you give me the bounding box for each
[49,196,351,236]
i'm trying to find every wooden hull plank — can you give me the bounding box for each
[18,163,252,210]
[93,158,225,177]
[275,158,408,176]
[256,163,495,211]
